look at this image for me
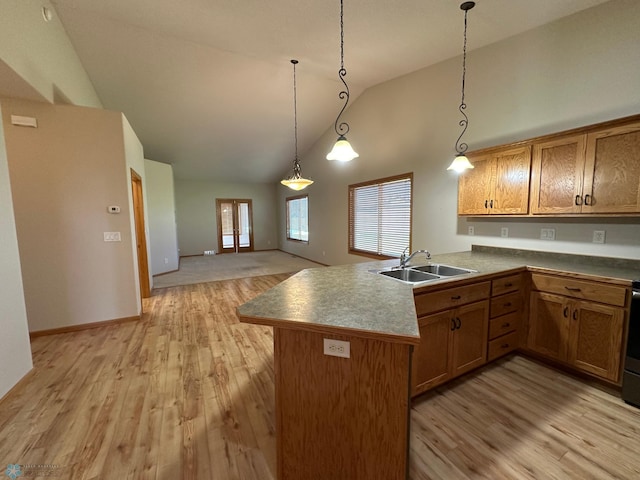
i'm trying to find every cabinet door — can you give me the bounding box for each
[527,292,570,361]
[530,135,586,214]
[450,300,489,378]
[491,146,532,214]
[412,311,452,395]
[583,122,640,213]
[457,155,492,215]
[568,300,625,382]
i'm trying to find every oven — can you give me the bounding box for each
[622,280,640,407]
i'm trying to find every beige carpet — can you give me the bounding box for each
[152,250,324,288]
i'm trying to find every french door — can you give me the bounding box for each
[216,199,254,253]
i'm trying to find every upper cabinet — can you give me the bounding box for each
[458,115,640,217]
[458,145,531,215]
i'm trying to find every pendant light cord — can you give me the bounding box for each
[455,3,474,156]
[333,0,350,137]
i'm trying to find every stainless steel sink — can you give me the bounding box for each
[379,269,440,282]
[372,263,476,285]
[411,264,476,276]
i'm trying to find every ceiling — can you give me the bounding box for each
[49,0,609,183]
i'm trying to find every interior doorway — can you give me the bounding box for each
[216,199,254,253]
[131,169,150,300]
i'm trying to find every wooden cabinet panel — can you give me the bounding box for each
[458,146,531,215]
[490,291,522,318]
[488,331,519,362]
[530,273,627,307]
[450,300,489,378]
[489,311,519,340]
[412,311,452,394]
[414,281,490,317]
[458,155,493,215]
[568,301,625,382]
[583,122,640,214]
[492,147,532,214]
[491,273,523,297]
[527,291,570,361]
[530,135,586,214]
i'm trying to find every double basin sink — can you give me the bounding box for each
[372,263,477,284]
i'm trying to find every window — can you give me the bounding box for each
[286,194,309,243]
[349,173,412,258]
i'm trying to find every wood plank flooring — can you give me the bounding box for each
[0,273,639,479]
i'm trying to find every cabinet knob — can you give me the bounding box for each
[484,200,488,208]
[490,199,494,209]
[563,306,569,318]
[451,318,456,331]
[573,310,578,321]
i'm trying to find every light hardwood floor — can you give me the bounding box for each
[1,274,639,479]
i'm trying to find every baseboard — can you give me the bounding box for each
[153,268,180,277]
[277,249,329,267]
[29,315,140,339]
[0,368,35,406]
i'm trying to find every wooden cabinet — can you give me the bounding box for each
[527,273,628,382]
[412,282,490,396]
[487,273,523,361]
[531,121,640,215]
[458,146,531,215]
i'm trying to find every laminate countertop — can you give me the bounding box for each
[236,245,640,343]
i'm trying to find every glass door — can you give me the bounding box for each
[216,199,254,253]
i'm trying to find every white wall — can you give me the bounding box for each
[144,159,179,276]
[279,0,640,265]
[0,1,101,107]
[2,98,140,332]
[0,104,32,399]
[175,179,278,256]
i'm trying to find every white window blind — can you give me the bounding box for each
[349,174,412,258]
[286,195,309,242]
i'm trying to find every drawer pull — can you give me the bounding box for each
[503,302,512,307]
[565,286,582,292]
[451,295,461,300]
[501,322,511,328]
[504,283,513,287]
[575,194,583,206]
[573,310,578,321]
[563,306,569,318]
[501,343,510,349]
[584,194,592,206]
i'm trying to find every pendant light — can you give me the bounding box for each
[281,59,313,191]
[326,0,359,162]
[447,1,476,173]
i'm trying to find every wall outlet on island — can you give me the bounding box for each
[468,226,475,236]
[593,230,606,244]
[323,339,350,358]
[501,227,509,238]
[540,228,556,240]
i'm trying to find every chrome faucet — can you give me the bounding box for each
[400,248,431,268]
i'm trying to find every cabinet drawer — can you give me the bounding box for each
[488,331,519,361]
[414,282,490,317]
[530,273,627,307]
[491,274,523,297]
[489,312,518,340]
[490,291,523,318]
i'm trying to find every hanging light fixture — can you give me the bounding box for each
[326,0,359,162]
[447,1,476,173]
[281,59,314,191]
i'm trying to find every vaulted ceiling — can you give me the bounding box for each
[50,0,609,183]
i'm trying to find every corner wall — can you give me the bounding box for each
[1,98,139,332]
[279,0,640,265]
[0,103,32,399]
[144,159,179,275]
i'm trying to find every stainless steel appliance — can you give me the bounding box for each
[622,280,640,407]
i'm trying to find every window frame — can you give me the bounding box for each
[348,172,413,259]
[286,194,309,244]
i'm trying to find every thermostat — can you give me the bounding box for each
[107,206,121,214]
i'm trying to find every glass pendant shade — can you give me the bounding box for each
[326,135,359,162]
[281,172,314,191]
[447,154,474,173]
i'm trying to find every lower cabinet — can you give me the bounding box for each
[527,274,628,383]
[412,299,489,396]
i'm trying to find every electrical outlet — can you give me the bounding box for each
[501,227,509,238]
[593,230,606,244]
[323,338,350,358]
[103,232,121,242]
[468,226,475,236]
[164,257,169,264]
[540,228,555,240]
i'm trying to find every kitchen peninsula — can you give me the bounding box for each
[237,246,640,480]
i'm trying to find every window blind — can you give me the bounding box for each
[349,174,412,258]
